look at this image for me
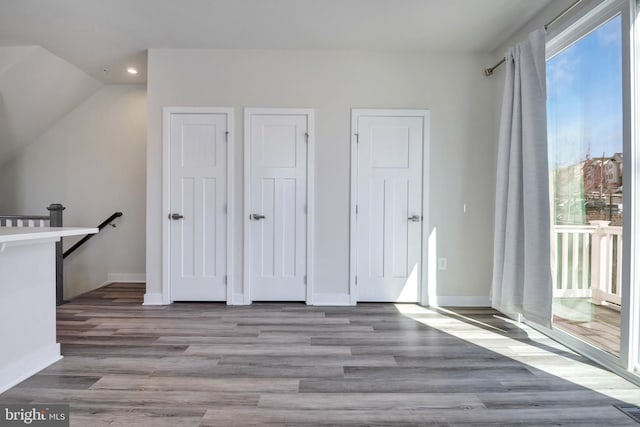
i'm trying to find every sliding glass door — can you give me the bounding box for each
[546,0,635,373]
[548,13,624,357]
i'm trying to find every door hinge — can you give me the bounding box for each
[304,204,307,215]
[304,275,307,284]
[354,133,359,144]
[355,205,358,215]
[224,275,228,284]
[224,204,227,214]
[355,276,358,285]
[305,132,309,143]
[225,131,229,142]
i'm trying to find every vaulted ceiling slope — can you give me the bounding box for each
[0,0,553,84]
[0,46,101,168]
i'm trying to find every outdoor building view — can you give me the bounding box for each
[547,14,624,356]
[553,153,623,227]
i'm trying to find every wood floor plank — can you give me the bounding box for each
[342,365,536,381]
[40,355,221,377]
[216,355,398,367]
[1,282,638,427]
[114,327,261,337]
[60,343,188,357]
[13,375,101,390]
[185,343,351,357]
[257,392,485,410]
[91,375,300,393]
[200,408,451,427]
[477,390,640,409]
[154,335,311,345]
[299,377,511,394]
[70,412,203,427]
[200,407,640,426]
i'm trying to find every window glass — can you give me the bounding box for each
[547,15,623,356]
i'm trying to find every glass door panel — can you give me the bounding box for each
[547,15,624,356]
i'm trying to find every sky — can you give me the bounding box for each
[547,14,623,169]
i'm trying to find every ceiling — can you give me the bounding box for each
[0,0,554,84]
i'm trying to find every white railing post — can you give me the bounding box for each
[550,227,558,292]
[552,222,621,305]
[616,232,623,302]
[551,224,595,298]
[589,220,611,305]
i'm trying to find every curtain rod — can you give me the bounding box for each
[483,0,583,76]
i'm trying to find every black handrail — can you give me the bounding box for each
[63,212,123,259]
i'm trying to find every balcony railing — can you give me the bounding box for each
[551,220,622,306]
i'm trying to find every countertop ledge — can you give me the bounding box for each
[0,227,98,244]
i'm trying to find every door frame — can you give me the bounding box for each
[162,107,234,304]
[243,108,315,304]
[349,109,430,305]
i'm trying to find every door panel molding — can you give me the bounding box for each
[350,109,430,305]
[243,108,314,304]
[162,107,234,304]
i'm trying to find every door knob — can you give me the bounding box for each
[169,213,184,220]
[251,213,266,220]
[408,215,421,222]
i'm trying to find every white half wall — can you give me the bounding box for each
[147,49,496,303]
[0,85,147,298]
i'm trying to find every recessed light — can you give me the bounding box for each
[127,67,138,75]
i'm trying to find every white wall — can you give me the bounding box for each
[147,49,496,304]
[0,85,147,298]
[0,46,102,168]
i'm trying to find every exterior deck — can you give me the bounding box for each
[553,298,621,356]
[552,222,623,356]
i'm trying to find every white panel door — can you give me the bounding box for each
[355,114,424,302]
[169,113,228,301]
[248,113,308,301]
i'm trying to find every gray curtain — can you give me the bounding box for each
[491,28,552,328]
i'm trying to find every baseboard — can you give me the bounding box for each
[309,294,487,307]
[107,273,146,283]
[143,292,247,305]
[143,293,165,305]
[0,343,61,394]
[141,292,488,307]
[428,295,491,307]
[312,293,353,306]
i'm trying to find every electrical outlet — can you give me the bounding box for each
[438,258,448,270]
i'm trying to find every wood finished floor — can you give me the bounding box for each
[1,283,640,426]
[553,298,621,356]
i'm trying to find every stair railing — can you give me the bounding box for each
[63,212,123,259]
[0,204,122,305]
